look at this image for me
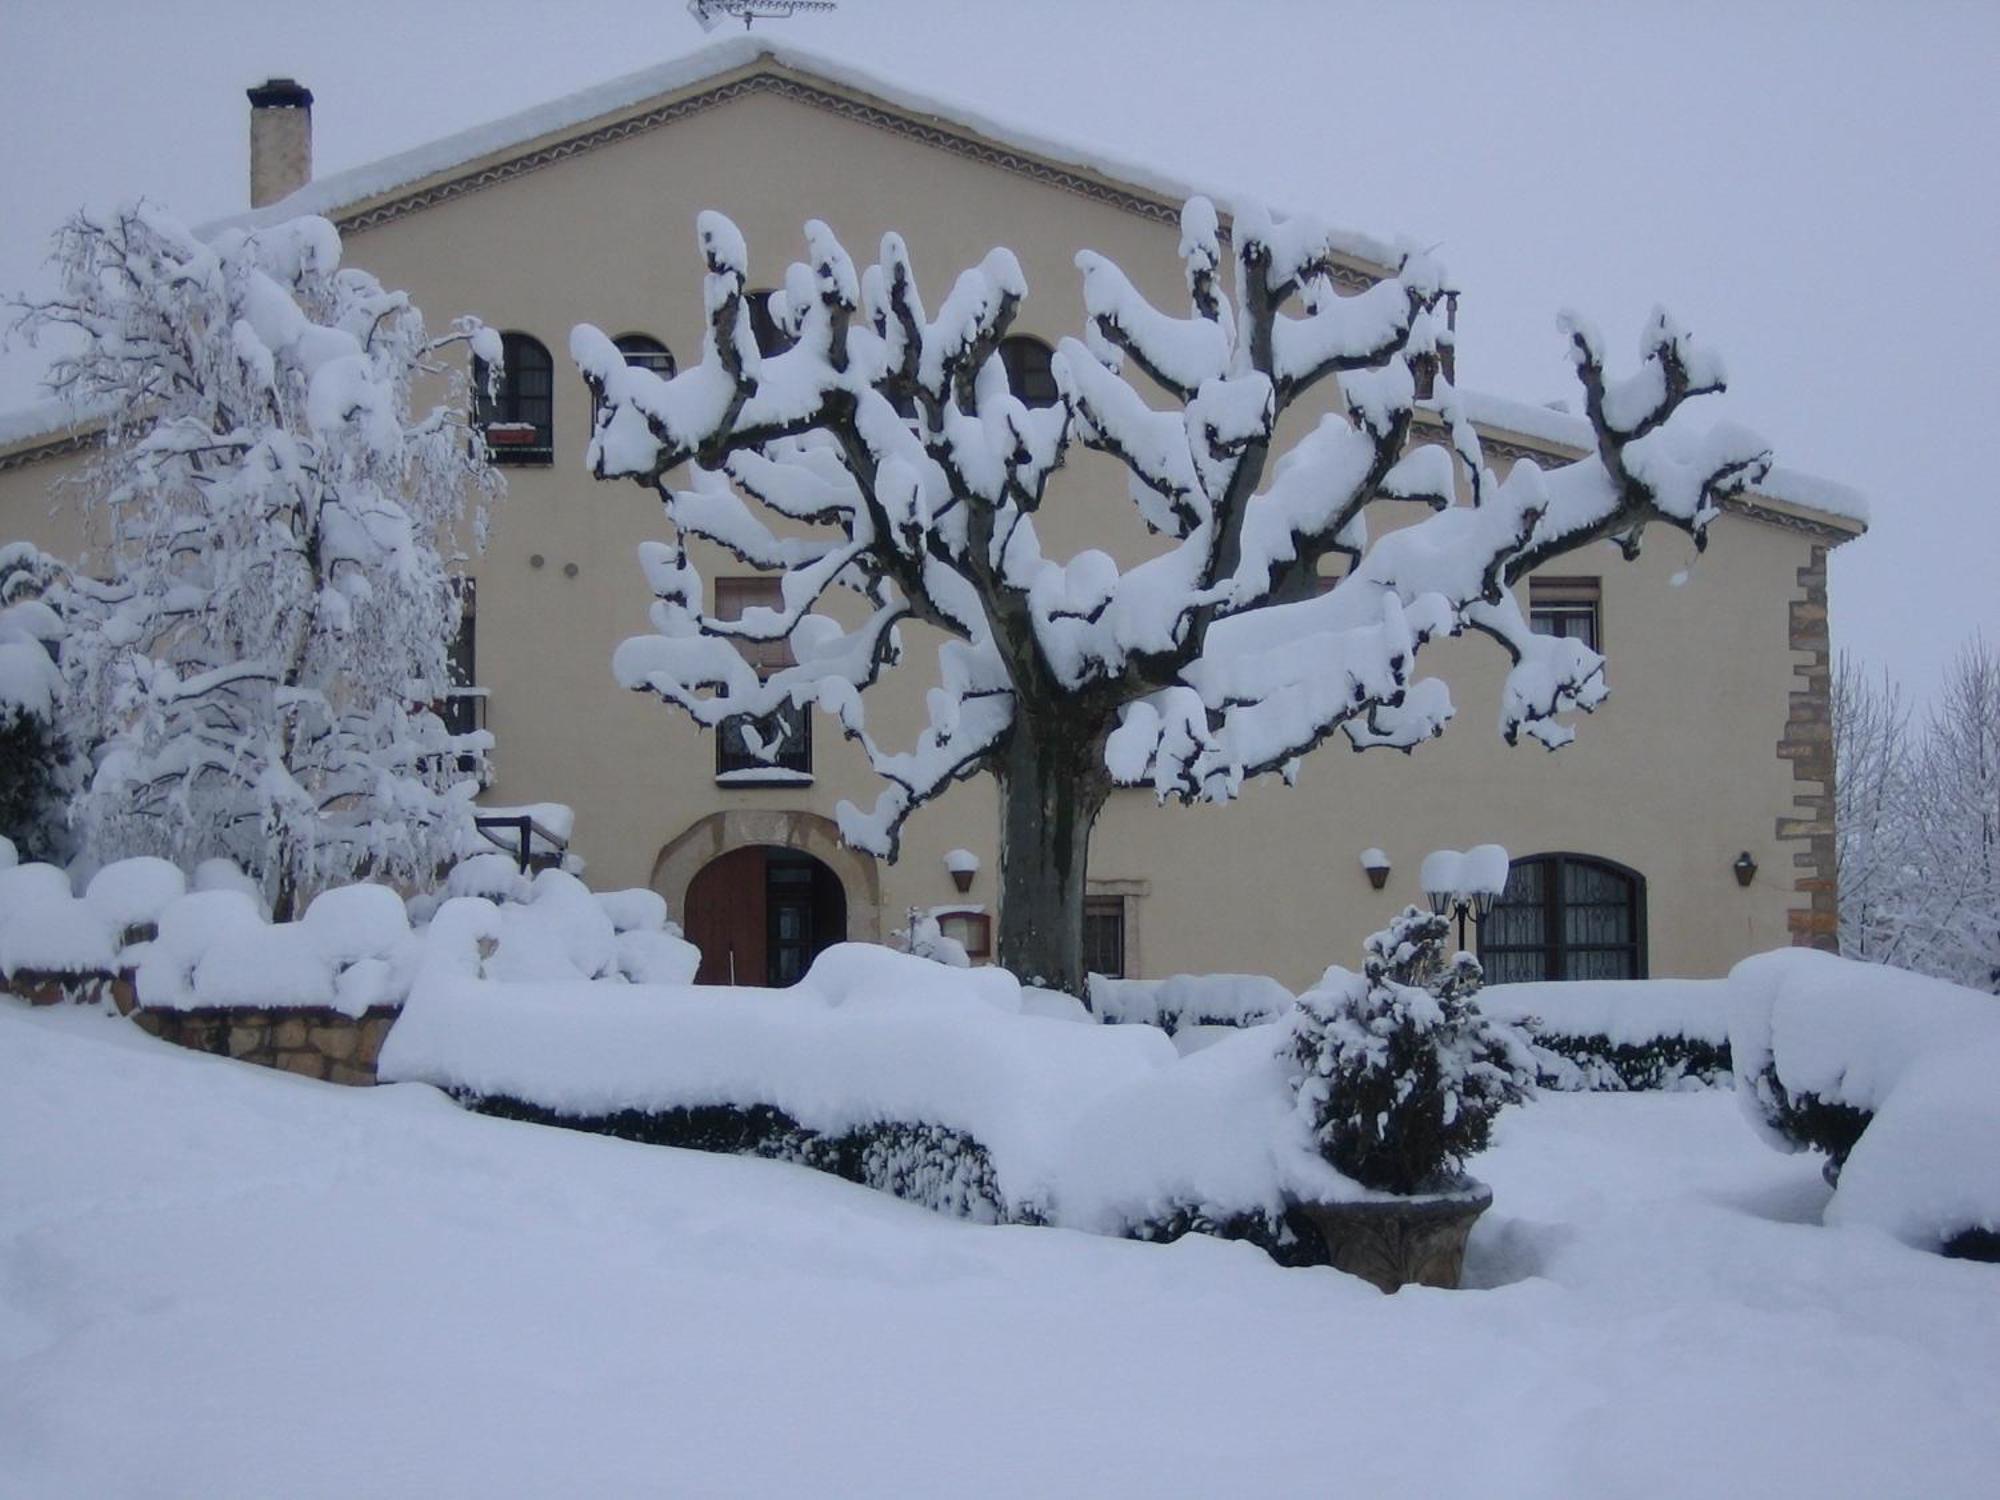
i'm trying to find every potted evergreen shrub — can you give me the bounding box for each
[1283,907,1536,1290]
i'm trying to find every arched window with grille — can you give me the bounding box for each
[999,335,1059,408]
[1478,853,1647,983]
[473,331,554,464]
[612,333,676,377]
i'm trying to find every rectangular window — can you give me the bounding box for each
[1083,896,1127,979]
[713,576,811,781]
[936,910,992,961]
[438,578,481,738]
[1529,576,1601,652]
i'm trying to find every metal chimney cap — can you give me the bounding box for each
[247,78,313,109]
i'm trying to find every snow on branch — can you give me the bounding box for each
[577,198,1769,858]
[14,201,503,915]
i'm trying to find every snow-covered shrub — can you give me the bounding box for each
[82,856,187,943]
[1727,949,2000,1256]
[18,203,502,918]
[1729,948,2000,1180]
[1480,979,1732,1092]
[0,542,74,863]
[1285,908,1535,1194]
[1090,973,1292,1036]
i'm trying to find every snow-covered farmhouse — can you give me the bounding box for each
[0,39,1867,992]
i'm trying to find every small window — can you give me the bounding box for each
[999,335,1059,408]
[439,578,480,738]
[936,910,992,961]
[473,331,554,465]
[713,576,810,781]
[1479,853,1645,983]
[1529,576,1600,652]
[1084,895,1127,979]
[613,333,676,377]
[746,290,794,357]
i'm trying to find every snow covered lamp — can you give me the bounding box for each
[1420,845,1509,950]
[1733,851,1758,887]
[1360,848,1391,891]
[944,848,979,895]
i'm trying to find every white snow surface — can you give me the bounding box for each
[1090,972,1293,1033]
[1482,978,1730,1047]
[0,892,115,978]
[7,1000,1999,1498]
[1727,948,2000,1248]
[81,857,187,933]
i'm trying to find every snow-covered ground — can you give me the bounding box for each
[4,1001,1995,1498]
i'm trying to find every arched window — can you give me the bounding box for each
[999,335,1059,408]
[473,331,553,464]
[613,333,676,377]
[1478,853,1646,983]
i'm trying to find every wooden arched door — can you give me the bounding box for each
[684,846,848,987]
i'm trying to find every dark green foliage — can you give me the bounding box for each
[1942,1227,2000,1263]
[457,1092,1006,1221]
[1744,1062,1874,1180]
[0,705,70,861]
[1532,1032,1733,1092]
[1125,1202,1325,1268]
[1287,907,1536,1195]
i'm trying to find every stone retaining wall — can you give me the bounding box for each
[2,967,397,1085]
[127,1004,399,1085]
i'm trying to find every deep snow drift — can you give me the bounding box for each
[4,1000,1996,1498]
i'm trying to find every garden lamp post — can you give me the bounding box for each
[1420,845,1510,954]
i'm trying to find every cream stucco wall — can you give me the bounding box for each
[0,62,1852,990]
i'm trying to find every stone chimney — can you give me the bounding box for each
[247,78,314,208]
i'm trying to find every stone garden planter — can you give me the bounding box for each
[1291,1178,1493,1292]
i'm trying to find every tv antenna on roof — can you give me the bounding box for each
[688,0,838,29]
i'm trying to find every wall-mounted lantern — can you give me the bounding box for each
[1733,851,1758,888]
[1360,847,1391,891]
[945,847,979,895]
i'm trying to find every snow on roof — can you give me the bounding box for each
[210,36,1404,272]
[1754,465,1870,526]
[1436,388,1869,528]
[0,397,95,453]
[0,40,1869,535]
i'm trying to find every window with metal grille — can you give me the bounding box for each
[1478,853,1646,983]
[1083,895,1127,979]
[473,331,554,464]
[612,333,676,377]
[713,576,811,780]
[1000,335,1059,408]
[1528,576,1601,652]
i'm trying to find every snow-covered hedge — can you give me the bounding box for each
[0,856,697,1017]
[1089,973,1292,1035]
[381,938,1361,1249]
[1728,949,2000,1256]
[1481,979,1733,1092]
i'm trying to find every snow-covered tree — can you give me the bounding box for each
[0,542,74,862]
[1907,640,2000,991]
[1834,653,1920,966]
[1285,907,1534,1194]
[14,203,502,917]
[575,199,1771,994]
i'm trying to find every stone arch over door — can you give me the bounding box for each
[651,809,883,947]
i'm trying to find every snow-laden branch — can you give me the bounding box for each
[576,197,1768,867]
[14,201,503,914]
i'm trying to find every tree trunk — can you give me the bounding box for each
[994,711,1112,1000]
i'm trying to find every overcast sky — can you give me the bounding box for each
[2,0,1991,702]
